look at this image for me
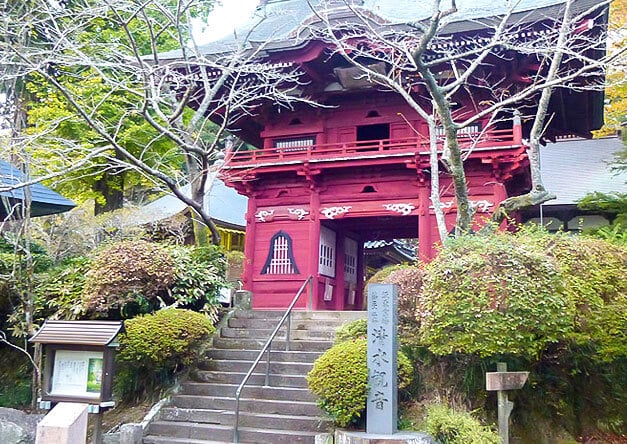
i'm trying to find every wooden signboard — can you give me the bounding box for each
[486,371,529,391]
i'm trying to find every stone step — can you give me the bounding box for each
[143,436,240,444]
[212,337,333,352]
[199,359,314,375]
[228,317,353,330]
[170,395,322,416]
[191,370,308,388]
[220,327,335,341]
[159,408,331,432]
[205,348,323,363]
[233,309,366,322]
[181,382,316,402]
[146,421,319,443]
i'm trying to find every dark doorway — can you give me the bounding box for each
[357,123,390,142]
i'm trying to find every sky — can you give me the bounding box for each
[193,0,260,43]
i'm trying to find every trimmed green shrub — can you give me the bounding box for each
[420,234,571,358]
[366,264,411,285]
[115,309,215,402]
[307,337,413,427]
[335,318,367,344]
[83,240,176,318]
[422,404,499,444]
[533,233,627,361]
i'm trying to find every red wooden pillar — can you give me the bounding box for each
[308,187,321,310]
[243,194,257,289]
[418,186,433,261]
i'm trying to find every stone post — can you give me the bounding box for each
[36,403,88,444]
[366,283,398,435]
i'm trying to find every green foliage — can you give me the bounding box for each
[577,192,627,243]
[334,318,367,344]
[307,337,413,427]
[35,257,92,320]
[420,234,571,358]
[0,235,53,273]
[422,404,499,444]
[0,348,32,408]
[382,267,425,346]
[532,233,627,361]
[366,264,410,285]
[115,309,215,402]
[169,245,227,322]
[410,230,626,438]
[83,240,176,318]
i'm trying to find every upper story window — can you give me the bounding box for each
[435,123,481,137]
[261,231,299,275]
[273,136,315,152]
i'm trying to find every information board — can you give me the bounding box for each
[51,350,104,398]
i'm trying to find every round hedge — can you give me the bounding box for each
[419,234,572,358]
[115,309,215,401]
[83,240,176,317]
[307,337,413,427]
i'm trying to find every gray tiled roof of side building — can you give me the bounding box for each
[539,136,627,206]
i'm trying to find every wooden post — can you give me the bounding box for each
[92,412,103,444]
[496,363,515,444]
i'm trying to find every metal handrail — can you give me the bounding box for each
[233,275,313,443]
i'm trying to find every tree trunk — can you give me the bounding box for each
[93,171,125,215]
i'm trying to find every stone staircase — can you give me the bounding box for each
[143,309,366,444]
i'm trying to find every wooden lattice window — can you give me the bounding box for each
[319,226,336,278]
[344,238,358,284]
[261,231,299,275]
[273,136,315,152]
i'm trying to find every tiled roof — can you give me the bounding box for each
[134,173,247,229]
[0,160,76,218]
[160,0,601,59]
[364,239,416,261]
[540,136,626,206]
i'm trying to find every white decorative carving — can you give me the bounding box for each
[429,200,493,212]
[382,203,416,216]
[255,209,275,222]
[288,208,309,221]
[471,200,494,213]
[321,206,352,219]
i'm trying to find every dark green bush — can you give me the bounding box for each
[422,404,499,444]
[115,309,215,402]
[83,240,176,318]
[307,337,413,427]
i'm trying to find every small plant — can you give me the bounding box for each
[307,337,413,427]
[334,318,367,344]
[115,309,215,402]
[169,245,227,322]
[422,404,499,444]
